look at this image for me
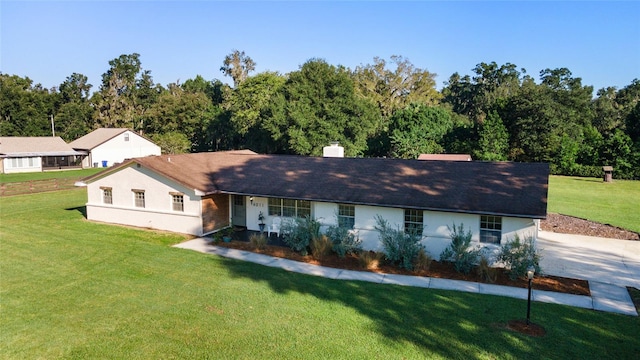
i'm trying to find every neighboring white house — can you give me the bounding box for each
[69,128,161,168]
[77,147,549,260]
[0,136,84,173]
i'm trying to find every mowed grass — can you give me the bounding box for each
[1,190,639,359]
[548,175,640,233]
[0,168,104,183]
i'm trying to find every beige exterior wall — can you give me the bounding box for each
[87,130,161,168]
[86,165,203,235]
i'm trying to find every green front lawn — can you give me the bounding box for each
[1,190,638,359]
[548,175,640,233]
[0,168,104,183]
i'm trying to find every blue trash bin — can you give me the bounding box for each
[102,160,108,167]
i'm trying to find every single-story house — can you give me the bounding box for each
[69,128,161,168]
[77,147,549,259]
[0,136,85,173]
[418,154,472,161]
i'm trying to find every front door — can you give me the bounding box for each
[232,195,246,227]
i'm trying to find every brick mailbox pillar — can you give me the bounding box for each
[602,166,613,182]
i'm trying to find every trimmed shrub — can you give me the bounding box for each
[374,215,424,271]
[497,234,541,280]
[249,233,267,250]
[440,223,481,274]
[281,216,321,255]
[310,235,333,260]
[325,225,362,258]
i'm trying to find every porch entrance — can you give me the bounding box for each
[232,195,246,227]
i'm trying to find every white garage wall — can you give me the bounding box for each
[90,131,161,167]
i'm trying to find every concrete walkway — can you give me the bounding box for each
[174,237,637,316]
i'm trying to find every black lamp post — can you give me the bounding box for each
[526,265,535,325]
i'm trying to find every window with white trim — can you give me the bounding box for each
[172,194,184,212]
[338,204,355,229]
[133,190,145,208]
[480,215,502,244]
[102,187,112,204]
[404,209,423,236]
[124,133,130,141]
[268,198,310,218]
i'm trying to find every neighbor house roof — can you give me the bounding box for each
[0,136,84,157]
[82,150,549,219]
[69,128,130,150]
[418,154,472,161]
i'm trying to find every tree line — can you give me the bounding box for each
[1,51,638,179]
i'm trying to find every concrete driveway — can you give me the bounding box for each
[538,231,640,289]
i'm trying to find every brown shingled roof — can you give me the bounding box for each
[84,150,549,218]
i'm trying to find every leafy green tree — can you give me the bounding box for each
[278,59,380,156]
[475,111,508,161]
[443,62,524,123]
[0,74,55,136]
[54,102,93,141]
[151,131,191,154]
[93,53,144,129]
[388,104,454,159]
[225,72,286,135]
[626,101,640,143]
[58,73,92,103]
[353,55,441,119]
[220,50,256,88]
[143,84,216,151]
[54,73,94,141]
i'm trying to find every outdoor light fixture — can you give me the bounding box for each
[249,196,254,204]
[526,265,536,325]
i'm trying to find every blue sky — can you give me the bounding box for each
[2,1,639,94]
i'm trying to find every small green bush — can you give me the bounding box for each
[497,234,541,280]
[310,235,333,260]
[440,223,481,274]
[325,225,362,258]
[249,233,267,250]
[374,215,424,271]
[281,216,321,256]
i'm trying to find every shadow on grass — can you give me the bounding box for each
[211,256,638,358]
[65,205,87,218]
[570,177,604,183]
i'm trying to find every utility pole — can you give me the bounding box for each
[50,114,55,137]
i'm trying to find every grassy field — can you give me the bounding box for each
[0,168,104,183]
[1,189,639,359]
[548,175,640,233]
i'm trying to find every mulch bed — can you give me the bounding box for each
[215,241,590,296]
[541,213,639,240]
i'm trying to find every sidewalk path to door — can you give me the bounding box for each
[174,236,638,316]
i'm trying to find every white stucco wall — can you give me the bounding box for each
[89,130,161,167]
[2,156,42,173]
[86,165,203,235]
[243,198,538,260]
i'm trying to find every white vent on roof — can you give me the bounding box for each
[323,141,344,158]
